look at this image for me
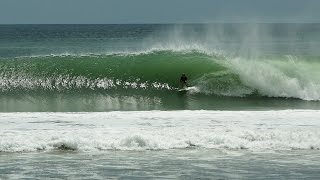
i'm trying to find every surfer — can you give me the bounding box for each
[180,73,188,88]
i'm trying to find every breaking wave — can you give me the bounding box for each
[1,48,320,100]
[1,110,320,152]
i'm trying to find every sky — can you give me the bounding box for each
[0,0,319,24]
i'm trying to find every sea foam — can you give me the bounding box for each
[1,110,320,152]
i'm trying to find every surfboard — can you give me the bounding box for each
[178,88,188,92]
[178,86,197,92]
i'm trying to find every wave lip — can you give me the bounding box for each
[10,42,224,59]
[1,110,320,152]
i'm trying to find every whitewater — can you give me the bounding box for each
[1,110,320,179]
[1,110,320,152]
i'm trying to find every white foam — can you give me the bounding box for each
[1,110,320,152]
[0,73,173,91]
[220,56,320,100]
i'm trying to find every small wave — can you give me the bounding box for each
[2,129,320,152]
[1,111,320,153]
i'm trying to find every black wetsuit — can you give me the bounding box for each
[180,75,188,87]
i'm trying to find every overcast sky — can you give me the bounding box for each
[0,0,319,24]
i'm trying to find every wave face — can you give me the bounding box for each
[0,51,217,92]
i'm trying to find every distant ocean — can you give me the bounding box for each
[1,24,320,179]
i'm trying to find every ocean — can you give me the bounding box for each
[1,24,320,179]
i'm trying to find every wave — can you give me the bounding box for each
[3,129,320,152]
[1,111,320,152]
[1,48,320,100]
